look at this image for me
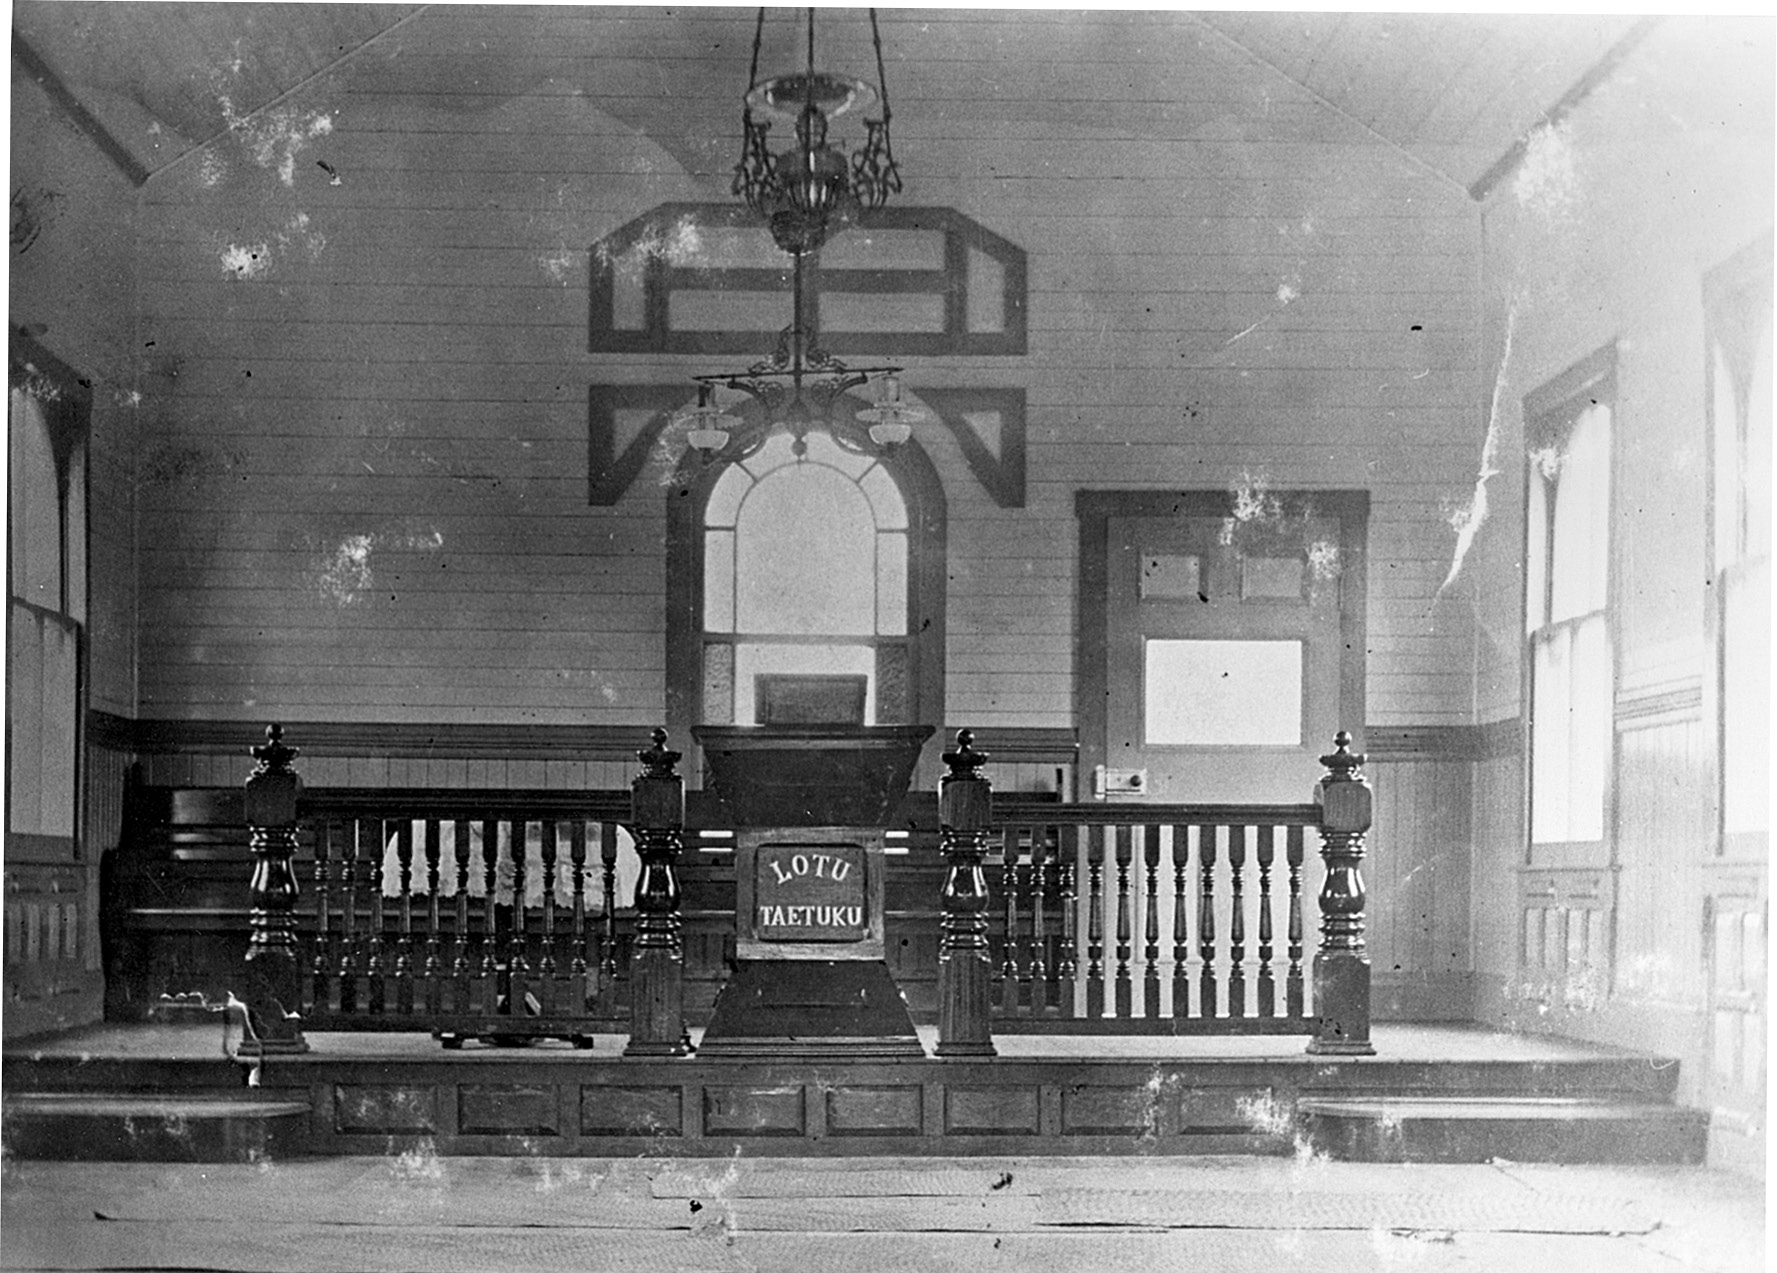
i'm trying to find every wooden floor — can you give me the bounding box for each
[1,1152,1763,1272]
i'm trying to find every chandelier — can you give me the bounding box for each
[732,7,901,258]
[677,9,924,461]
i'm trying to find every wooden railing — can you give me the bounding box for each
[986,809,1320,1033]
[296,787,633,1046]
[226,725,1374,1057]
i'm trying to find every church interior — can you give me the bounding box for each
[3,6,1771,1263]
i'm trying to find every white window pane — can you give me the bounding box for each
[1140,554,1201,600]
[799,430,873,479]
[876,532,907,635]
[1526,473,1549,633]
[65,443,85,624]
[11,390,62,609]
[1714,342,1743,570]
[733,642,876,726]
[1724,562,1770,834]
[858,463,908,530]
[1566,615,1610,843]
[735,463,875,635]
[38,618,78,837]
[706,463,750,529]
[1550,403,1610,622]
[704,529,735,632]
[1144,639,1302,746]
[1747,336,1772,559]
[1530,628,1572,844]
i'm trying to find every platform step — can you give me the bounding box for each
[1298,1096,1709,1164]
[1,1093,312,1162]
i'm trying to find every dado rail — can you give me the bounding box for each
[190,726,1375,1058]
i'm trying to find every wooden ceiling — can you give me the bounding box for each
[12,4,1649,197]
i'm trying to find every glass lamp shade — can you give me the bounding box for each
[867,419,913,447]
[687,425,732,454]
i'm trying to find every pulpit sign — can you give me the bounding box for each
[754,844,869,942]
[735,828,887,960]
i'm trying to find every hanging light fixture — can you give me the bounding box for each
[677,246,926,460]
[675,7,925,461]
[732,7,901,258]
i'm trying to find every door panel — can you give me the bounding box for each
[1104,509,1351,804]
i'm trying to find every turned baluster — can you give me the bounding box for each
[422,819,443,1015]
[1171,824,1190,1018]
[1113,825,1133,1018]
[452,819,472,1015]
[1228,825,1247,1018]
[1286,824,1306,1018]
[1085,826,1106,1019]
[1058,825,1079,1015]
[569,820,589,1009]
[599,821,620,988]
[1143,827,1161,1018]
[1029,829,1049,1014]
[1198,825,1218,1017]
[365,818,387,1015]
[1256,825,1277,1017]
[308,817,332,1014]
[337,818,359,1014]
[393,820,416,1015]
[998,829,1020,1012]
[625,730,690,1056]
[479,819,500,1014]
[506,821,530,1018]
[539,820,559,1015]
[1308,732,1375,1055]
[237,724,308,1054]
[936,729,995,1056]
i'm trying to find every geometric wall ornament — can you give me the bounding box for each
[589,383,1026,507]
[915,387,1026,508]
[589,203,1027,358]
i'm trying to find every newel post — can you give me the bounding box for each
[1307,731,1375,1055]
[624,729,691,1057]
[936,729,996,1057]
[238,724,309,1055]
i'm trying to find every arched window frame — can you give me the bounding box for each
[665,407,946,761]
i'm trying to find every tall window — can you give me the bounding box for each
[1525,350,1615,848]
[1705,238,1772,854]
[699,431,914,725]
[8,339,89,851]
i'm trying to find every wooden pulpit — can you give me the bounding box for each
[693,725,931,1058]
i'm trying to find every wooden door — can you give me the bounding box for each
[1094,496,1363,804]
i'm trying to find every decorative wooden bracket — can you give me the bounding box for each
[589,383,1026,507]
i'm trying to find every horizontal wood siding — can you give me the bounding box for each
[128,7,1482,734]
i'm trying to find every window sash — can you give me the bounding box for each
[1529,611,1610,846]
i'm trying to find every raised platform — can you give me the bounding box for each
[2,1023,1703,1164]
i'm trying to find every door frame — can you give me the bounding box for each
[1074,489,1369,782]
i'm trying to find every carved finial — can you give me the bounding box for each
[1319,730,1364,780]
[943,728,988,777]
[638,727,680,778]
[251,723,299,772]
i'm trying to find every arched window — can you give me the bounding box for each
[666,426,945,739]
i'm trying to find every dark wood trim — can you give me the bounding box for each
[1467,18,1661,203]
[10,32,151,187]
[586,383,698,506]
[1522,342,1618,442]
[85,709,135,752]
[917,388,1027,508]
[589,203,1027,356]
[1617,676,1704,727]
[947,726,1076,765]
[1074,489,1370,777]
[1475,717,1524,760]
[665,434,948,766]
[118,719,655,762]
[2,832,79,863]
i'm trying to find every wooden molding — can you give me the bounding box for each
[589,203,1027,357]
[100,715,656,762]
[1617,675,1703,727]
[917,387,1027,508]
[943,726,1077,765]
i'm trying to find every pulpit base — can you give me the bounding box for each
[697,960,925,1059]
